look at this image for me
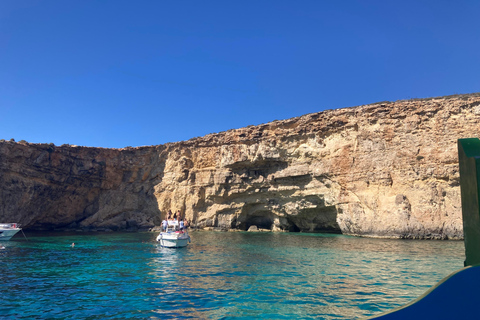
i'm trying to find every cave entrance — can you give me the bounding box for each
[288,222,301,232]
[287,205,341,233]
[243,212,274,231]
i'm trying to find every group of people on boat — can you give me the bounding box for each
[161,210,190,233]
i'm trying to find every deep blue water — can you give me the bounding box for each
[0,231,464,319]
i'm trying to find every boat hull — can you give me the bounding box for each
[0,228,21,241]
[156,232,190,248]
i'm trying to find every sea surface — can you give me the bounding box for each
[0,231,464,319]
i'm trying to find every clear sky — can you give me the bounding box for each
[1,0,479,148]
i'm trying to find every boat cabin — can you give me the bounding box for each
[166,220,180,232]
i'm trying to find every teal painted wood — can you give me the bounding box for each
[458,138,480,267]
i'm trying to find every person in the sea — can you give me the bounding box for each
[162,219,168,232]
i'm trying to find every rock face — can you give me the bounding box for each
[0,143,164,231]
[2,93,480,238]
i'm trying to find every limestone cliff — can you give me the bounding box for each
[2,93,480,238]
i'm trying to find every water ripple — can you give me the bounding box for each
[0,231,464,319]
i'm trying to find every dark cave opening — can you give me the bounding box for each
[243,213,274,231]
[285,205,341,233]
[288,223,301,232]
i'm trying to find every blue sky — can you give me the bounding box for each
[1,0,479,148]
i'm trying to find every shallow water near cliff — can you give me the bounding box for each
[0,231,464,319]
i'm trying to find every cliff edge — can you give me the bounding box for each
[2,93,480,238]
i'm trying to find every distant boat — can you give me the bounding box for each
[0,223,21,241]
[156,220,190,248]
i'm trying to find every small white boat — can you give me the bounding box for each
[0,223,21,241]
[156,220,190,248]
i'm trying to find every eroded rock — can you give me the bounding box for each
[1,93,479,238]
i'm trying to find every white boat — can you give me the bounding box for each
[156,220,190,248]
[0,223,21,241]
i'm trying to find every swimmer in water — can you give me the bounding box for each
[71,243,75,248]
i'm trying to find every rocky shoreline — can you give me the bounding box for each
[2,93,480,239]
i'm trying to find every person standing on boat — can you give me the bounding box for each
[162,219,168,232]
[179,219,184,231]
[167,210,173,220]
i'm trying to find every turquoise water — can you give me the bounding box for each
[0,231,464,319]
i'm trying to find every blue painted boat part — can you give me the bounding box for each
[368,265,480,319]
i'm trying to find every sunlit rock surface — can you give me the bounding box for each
[2,93,479,238]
